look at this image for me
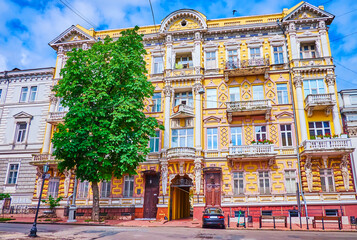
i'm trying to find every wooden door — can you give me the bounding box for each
[143,174,160,218]
[205,171,221,207]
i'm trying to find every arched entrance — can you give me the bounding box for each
[169,174,193,220]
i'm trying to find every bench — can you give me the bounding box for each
[312,216,342,230]
[259,216,287,228]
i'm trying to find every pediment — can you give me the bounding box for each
[49,25,96,47]
[284,2,334,24]
[203,116,221,123]
[160,9,207,33]
[13,111,33,119]
[275,111,293,119]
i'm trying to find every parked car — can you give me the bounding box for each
[202,207,225,229]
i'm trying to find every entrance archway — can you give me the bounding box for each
[169,174,193,220]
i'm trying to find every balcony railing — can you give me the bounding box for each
[166,147,196,159]
[224,58,270,78]
[171,104,194,118]
[304,93,335,117]
[229,144,275,156]
[47,111,67,123]
[226,99,272,122]
[302,138,353,151]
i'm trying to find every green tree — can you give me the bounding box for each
[52,26,161,221]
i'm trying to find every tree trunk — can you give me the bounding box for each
[91,181,100,222]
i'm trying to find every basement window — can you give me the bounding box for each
[325,209,338,216]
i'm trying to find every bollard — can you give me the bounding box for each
[322,216,324,230]
[273,216,276,229]
[290,214,292,230]
[259,216,262,228]
[338,217,341,230]
[244,213,246,228]
[228,214,230,228]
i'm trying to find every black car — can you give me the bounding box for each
[202,207,225,229]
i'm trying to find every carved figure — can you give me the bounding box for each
[305,157,313,192]
[194,161,202,194]
[36,167,43,198]
[64,170,71,197]
[161,162,168,195]
[340,156,350,191]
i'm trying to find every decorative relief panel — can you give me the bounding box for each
[241,79,252,100]
[218,81,228,108]
[269,125,278,144]
[264,79,276,104]
[220,127,228,147]
[244,126,253,144]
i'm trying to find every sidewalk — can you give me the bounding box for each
[3,216,357,231]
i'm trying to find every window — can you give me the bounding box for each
[207,128,218,150]
[280,124,292,147]
[250,47,261,59]
[7,164,19,184]
[285,170,297,193]
[273,46,284,64]
[58,98,65,112]
[347,114,357,121]
[233,172,244,195]
[231,127,242,146]
[289,210,299,217]
[77,181,89,198]
[175,54,193,69]
[303,79,325,97]
[48,178,60,198]
[227,50,238,69]
[16,123,27,143]
[277,83,288,104]
[152,93,162,112]
[259,171,270,194]
[206,88,217,108]
[29,86,38,102]
[255,126,267,141]
[206,51,216,69]
[262,210,272,216]
[320,169,335,192]
[234,210,245,217]
[350,95,357,105]
[19,87,28,102]
[124,176,134,197]
[253,85,264,100]
[229,87,240,102]
[0,89,2,101]
[174,92,193,107]
[100,180,111,198]
[300,44,316,59]
[153,57,163,74]
[309,121,330,138]
[172,128,193,148]
[150,131,160,153]
[325,209,338,216]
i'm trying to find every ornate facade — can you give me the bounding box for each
[29,2,357,221]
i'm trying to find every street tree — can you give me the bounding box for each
[52,26,161,221]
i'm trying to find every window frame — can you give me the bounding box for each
[233,172,244,195]
[255,126,267,141]
[77,180,89,199]
[300,43,317,59]
[171,128,194,148]
[175,53,193,69]
[229,87,240,102]
[250,47,261,59]
[252,85,264,100]
[47,178,60,198]
[277,83,289,104]
[231,127,242,146]
[152,56,164,74]
[320,168,335,193]
[284,170,297,194]
[206,88,217,108]
[308,121,331,138]
[123,175,134,197]
[207,127,218,150]
[19,87,28,102]
[303,79,325,98]
[100,180,111,198]
[205,51,217,69]
[15,122,28,143]
[6,163,20,185]
[149,130,160,153]
[29,86,38,102]
[174,91,193,107]
[152,92,162,112]
[273,46,284,64]
[280,124,293,147]
[259,171,271,195]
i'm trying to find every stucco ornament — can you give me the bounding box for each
[305,156,313,192]
[194,160,202,194]
[36,167,43,198]
[161,162,168,195]
[64,170,71,197]
[340,155,350,191]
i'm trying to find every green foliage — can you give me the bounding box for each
[41,195,63,211]
[52,26,161,183]
[0,193,10,200]
[0,218,14,222]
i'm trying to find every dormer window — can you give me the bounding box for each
[300,44,316,59]
[175,53,193,69]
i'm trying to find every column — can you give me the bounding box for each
[294,76,308,142]
[193,82,202,149]
[288,23,298,59]
[326,74,342,135]
[42,95,57,154]
[54,46,64,79]
[319,21,330,57]
[193,32,201,68]
[166,35,173,69]
[163,85,172,150]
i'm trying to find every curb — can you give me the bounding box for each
[2,221,112,227]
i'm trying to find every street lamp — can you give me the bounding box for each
[29,163,49,237]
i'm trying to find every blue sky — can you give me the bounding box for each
[0,0,356,90]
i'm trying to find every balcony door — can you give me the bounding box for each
[171,128,193,148]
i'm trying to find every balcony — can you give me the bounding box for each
[47,111,67,124]
[171,104,194,119]
[304,93,335,117]
[29,154,62,166]
[226,99,272,122]
[224,58,269,79]
[227,144,277,166]
[301,138,354,156]
[166,147,196,160]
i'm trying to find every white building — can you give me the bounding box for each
[0,67,54,206]
[339,89,357,191]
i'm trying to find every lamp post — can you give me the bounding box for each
[29,163,49,237]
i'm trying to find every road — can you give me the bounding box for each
[0,223,356,240]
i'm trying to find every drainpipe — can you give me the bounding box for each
[277,19,309,222]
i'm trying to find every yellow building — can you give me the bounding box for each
[30,1,357,221]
